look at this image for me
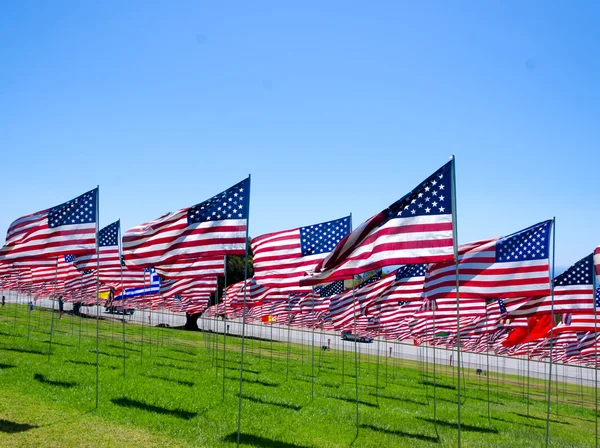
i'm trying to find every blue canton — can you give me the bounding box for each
[99,221,119,247]
[397,301,411,307]
[553,254,593,287]
[48,189,97,228]
[64,255,76,263]
[392,161,452,219]
[496,220,551,262]
[299,216,351,256]
[187,178,249,225]
[83,269,93,275]
[395,264,427,281]
[317,280,344,297]
[357,270,383,289]
[596,288,600,309]
[498,299,507,315]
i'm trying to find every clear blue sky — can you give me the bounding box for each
[1,1,598,271]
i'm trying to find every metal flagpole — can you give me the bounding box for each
[95,186,100,409]
[311,286,316,402]
[78,277,83,350]
[119,222,127,377]
[236,175,251,447]
[485,304,490,422]
[450,155,462,446]
[594,271,598,448]
[222,255,228,401]
[286,294,292,381]
[545,217,556,447]
[47,257,59,361]
[141,271,147,364]
[433,293,437,426]
[352,279,359,437]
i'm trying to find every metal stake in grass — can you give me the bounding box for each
[47,257,59,361]
[222,255,228,401]
[449,155,462,447]
[545,217,556,448]
[236,174,251,447]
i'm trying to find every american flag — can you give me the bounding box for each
[74,220,121,287]
[423,220,553,300]
[154,256,225,279]
[252,216,351,289]
[301,161,455,285]
[553,289,600,334]
[0,189,98,261]
[159,277,217,298]
[594,245,600,284]
[123,178,249,268]
[505,254,594,317]
[362,265,427,336]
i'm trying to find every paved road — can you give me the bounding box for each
[3,292,597,386]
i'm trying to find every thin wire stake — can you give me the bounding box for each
[47,258,60,361]
[236,175,251,447]
[545,218,556,447]
[450,155,462,447]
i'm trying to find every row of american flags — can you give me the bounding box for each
[1,160,600,365]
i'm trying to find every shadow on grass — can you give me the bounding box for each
[65,360,118,370]
[33,373,77,389]
[93,350,127,358]
[223,432,310,448]
[111,397,197,420]
[368,392,426,406]
[0,363,16,369]
[420,381,456,390]
[330,395,379,408]
[488,416,543,430]
[224,366,260,375]
[1,347,45,356]
[158,354,196,364]
[42,340,74,348]
[417,418,498,434]
[146,374,194,387]
[154,361,197,371]
[0,419,38,434]
[241,394,302,411]
[0,331,20,338]
[360,424,439,443]
[107,344,141,353]
[171,348,197,356]
[513,413,569,425]
[292,376,339,389]
[225,376,278,387]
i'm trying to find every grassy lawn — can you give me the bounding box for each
[0,303,597,447]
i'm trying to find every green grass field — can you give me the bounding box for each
[0,303,597,447]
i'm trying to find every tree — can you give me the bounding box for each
[183,240,254,330]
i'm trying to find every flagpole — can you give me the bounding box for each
[47,257,59,361]
[222,255,228,401]
[141,271,147,364]
[119,222,127,377]
[594,270,598,448]
[236,174,251,447]
[545,217,556,447]
[450,155,462,446]
[94,186,100,409]
[311,286,316,402]
[352,278,359,438]
[286,293,292,381]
